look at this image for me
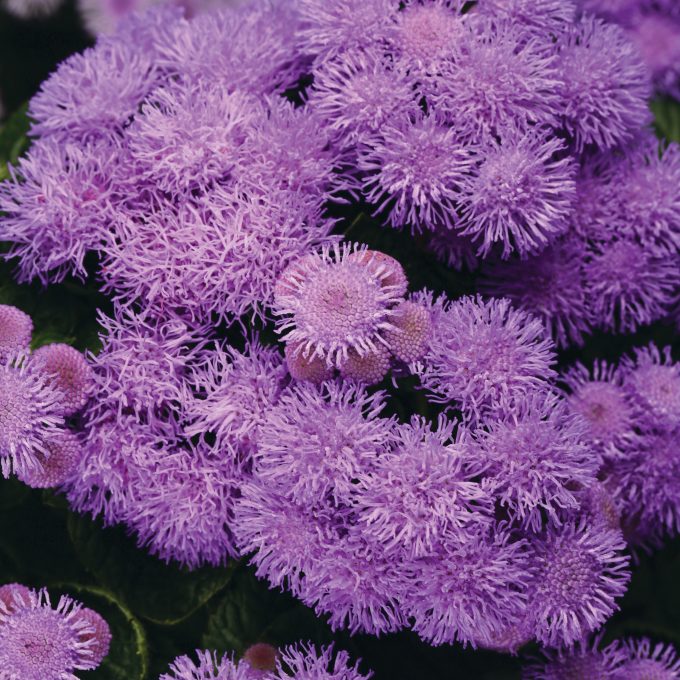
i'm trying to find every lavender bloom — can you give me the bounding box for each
[273,643,372,680]
[355,417,493,558]
[528,518,630,647]
[308,48,419,147]
[29,38,159,141]
[616,638,680,679]
[426,18,562,139]
[284,342,334,384]
[156,2,304,95]
[475,0,577,35]
[0,305,32,361]
[160,650,258,680]
[252,381,392,506]
[561,360,636,454]
[358,115,476,232]
[556,15,651,151]
[127,79,259,196]
[623,344,680,432]
[184,338,287,455]
[31,343,93,417]
[412,293,557,422]
[523,635,628,680]
[0,584,32,613]
[16,429,82,489]
[0,137,123,284]
[0,356,63,478]
[339,345,392,384]
[383,300,432,364]
[103,188,336,323]
[71,607,112,668]
[477,232,592,347]
[0,588,109,678]
[273,244,404,369]
[471,391,599,530]
[126,443,240,568]
[296,0,395,61]
[458,128,577,257]
[404,527,532,646]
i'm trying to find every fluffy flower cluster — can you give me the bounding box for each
[0,583,111,679]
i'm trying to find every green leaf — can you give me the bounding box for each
[651,97,680,144]
[54,584,149,680]
[202,565,334,656]
[0,102,31,173]
[67,513,235,625]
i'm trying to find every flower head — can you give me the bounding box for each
[616,638,680,680]
[475,0,577,36]
[284,342,333,383]
[273,643,372,680]
[413,294,557,422]
[31,343,93,417]
[556,15,651,151]
[0,588,107,679]
[383,300,432,364]
[0,584,31,613]
[16,429,82,489]
[161,650,260,680]
[528,518,630,647]
[72,607,111,668]
[359,115,476,232]
[0,305,32,361]
[339,346,392,384]
[458,128,577,257]
[273,243,404,368]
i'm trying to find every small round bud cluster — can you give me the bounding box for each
[274,242,431,385]
[0,305,33,361]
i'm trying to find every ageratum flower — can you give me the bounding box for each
[477,232,592,347]
[528,518,630,647]
[475,0,577,36]
[156,2,304,95]
[458,128,577,257]
[339,345,392,384]
[273,643,372,680]
[0,137,124,284]
[0,356,63,478]
[383,299,432,364]
[184,338,287,455]
[561,360,636,453]
[252,380,392,506]
[0,588,108,678]
[16,429,82,489]
[403,526,532,646]
[0,305,32,361]
[29,37,159,141]
[358,114,476,232]
[71,607,112,668]
[622,344,680,431]
[0,583,31,613]
[616,638,680,679]
[470,391,599,530]
[31,343,93,417]
[160,650,260,680]
[556,15,651,151]
[426,18,562,139]
[308,48,419,147]
[273,243,404,369]
[412,294,557,422]
[522,634,628,680]
[355,416,492,558]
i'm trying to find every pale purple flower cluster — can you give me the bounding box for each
[0,583,111,679]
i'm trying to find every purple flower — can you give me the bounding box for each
[623,344,680,432]
[403,526,532,646]
[0,356,63,478]
[561,360,636,453]
[296,0,395,61]
[475,0,577,35]
[156,2,304,95]
[284,342,334,383]
[528,518,630,647]
[355,416,493,558]
[616,638,680,679]
[0,305,32,361]
[184,338,287,455]
[273,243,404,369]
[71,607,112,668]
[522,634,627,680]
[126,78,259,195]
[31,343,93,417]
[458,128,577,257]
[382,299,432,364]
[412,293,557,422]
[308,48,419,147]
[0,137,124,284]
[273,643,372,680]
[477,232,592,347]
[556,15,651,151]
[160,650,260,680]
[0,584,31,613]
[29,37,159,141]
[426,18,562,139]
[471,390,599,529]
[358,114,476,232]
[339,345,392,384]
[0,588,108,678]
[16,429,82,489]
